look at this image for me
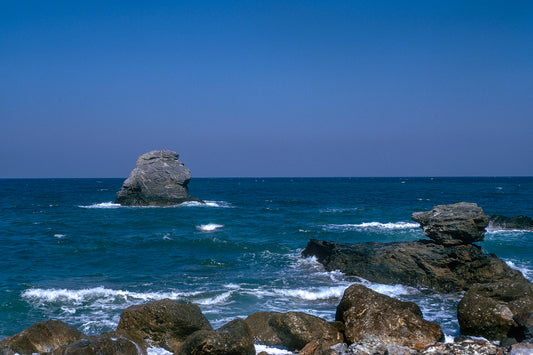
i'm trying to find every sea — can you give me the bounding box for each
[1,177,532,353]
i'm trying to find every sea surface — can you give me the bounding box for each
[1,177,532,351]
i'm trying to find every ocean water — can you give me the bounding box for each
[1,177,532,347]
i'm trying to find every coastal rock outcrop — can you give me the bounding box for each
[0,320,85,355]
[411,202,489,246]
[116,298,212,351]
[51,330,146,354]
[489,215,533,231]
[457,280,533,342]
[335,284,443,351]
[115,150,203,206]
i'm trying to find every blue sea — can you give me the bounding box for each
[1,177,532,349]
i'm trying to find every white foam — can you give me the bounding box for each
[505,260,533,281]
[196,223,224,232]
[358,279,420,297]
[180,200,232,208]
[79,202,122,209]
[324,221,419,231]
[196,291,234,305]
[254,344,293,354]
[274,285,347,300]
[147,346,173,355]
[54,234,66,239]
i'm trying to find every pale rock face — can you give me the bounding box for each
[115,150,202,206]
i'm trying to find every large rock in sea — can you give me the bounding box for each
[302,239,526,293]
[489,215,533,231]
[335,284,443,351]
[0,320,85,355]
[457,280,533,342]
[115,150,202,206]
[50,330,147,354]
[411,202,489,246]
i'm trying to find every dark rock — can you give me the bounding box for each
[50,330,146,355]
[418,338,501,355]
[411,202,489,246]
[268,311,344,352]
[117,298,212,351]
[332,336,415,355]
[243,312,282,346]
[458,281,533,341]
[0,320,85,355]
[512,312,533,341]
[335,284,443,351]
[303,239,527,293]
[175,318,255,355]
[115,150,203,206]
[489,215,533,231]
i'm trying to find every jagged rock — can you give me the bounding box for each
[411,202,489,246]
[0,320,84,355]
[331,337,415,355]
[175,318,255,355]
[243,312,282,346]
[419,338,501,354]
[489,215,533,231]
[268,312,344,352]
[335,284,443,351]
[50,330,146,355]
[458,281,533,342]
[117,298,212,351]
[302,239,527,293]
[115,150,203,206]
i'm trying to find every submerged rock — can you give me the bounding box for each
[489,215,533,231]
[0,320,85,355]
[302,239,526,292]
[457,280,533,342]
[411,202,489,246]
[115,150,203,206]
[335,284,443,351]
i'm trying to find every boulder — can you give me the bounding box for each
[268,312,344,352]
[457,281,533,342]
[117,298,212,351]
[335,284,443,351]
[411,202,489,246]
[115,150,203,206]
[489,215,533,231]
[243,312,282,346]
[302,239,527,293]
[0,320,84,355]
[175,318,255,355]
[50,330,146,355]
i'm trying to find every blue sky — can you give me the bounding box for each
[1,1,532,177]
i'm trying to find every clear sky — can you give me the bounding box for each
[1,1,532,177]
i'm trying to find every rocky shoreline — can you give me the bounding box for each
[2,202,532,354]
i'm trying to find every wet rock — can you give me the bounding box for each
[243,312,282,346]
[335,284,443,351]
[458,281,533,342]
[489,215,533,231]
[0,320,84,355]
[512,312,533,342]
[268,312,344,352]
[50,330,146,355]
[302,239,526,293]
[331,336,415,355]
[115,150,203,206]
[419,338,501,355]
[117,298,212,351]
[175,318,255,355]
[411,202,489,246]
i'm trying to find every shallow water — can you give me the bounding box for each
[1,177,532,341]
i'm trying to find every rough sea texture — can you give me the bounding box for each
[1,177,532,346]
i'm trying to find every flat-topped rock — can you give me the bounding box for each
[411,202,489,246]
[115,150,203,206]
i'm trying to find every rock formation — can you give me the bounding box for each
[457,280,533,342]
[336,284,443,351]
[115,150,203,206]
[489,215,533,231]
[411,202,489,246]
[302,202,527,293]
